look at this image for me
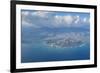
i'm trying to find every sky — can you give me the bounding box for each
[21,10,90,29]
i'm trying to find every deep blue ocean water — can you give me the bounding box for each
[21,27,90,63]
[21,44,90,63]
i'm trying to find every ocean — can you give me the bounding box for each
[21,27,90,63]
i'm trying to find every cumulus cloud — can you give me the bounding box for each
[54,15,75,27]
[21,10,90,28]
[74,15,80,24]
[63,15,74,24]
[22,20,32,27]
[22,20,41,28]
[21,11,29,16]
[31,11,50,18]
[83,17,89,23]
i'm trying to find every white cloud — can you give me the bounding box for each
[31,11,50,18]
[54,15,75,27]
[54,15,74,25]
[63,15,74,24]
[54,15,78,27]
[83,17,89,23]
[22,21,31,26]
[21,10,90,28]
[22,19,40,28]
[74,15,80,24]
[21,11,29,16]
[54,15,63,24]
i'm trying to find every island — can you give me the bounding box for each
[43,32,89,48]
